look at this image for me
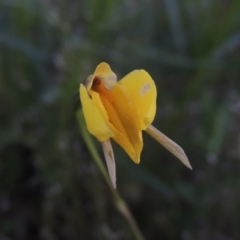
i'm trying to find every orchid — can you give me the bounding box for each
[79,62,191,188]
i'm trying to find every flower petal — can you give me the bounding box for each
[91,88,138,162]
[145,125,192,169]
[102,139,116,189]
[85,62,117,91]
[79,84,114,141]
[91,91,109,123]
[111,127,140,163]
[119,70,157,129]
[105,84,143,163]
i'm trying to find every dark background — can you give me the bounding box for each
[1,0,240,239]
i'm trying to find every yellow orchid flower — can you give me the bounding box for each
[79,62,192,188]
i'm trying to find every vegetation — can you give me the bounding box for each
[1,0,240,239]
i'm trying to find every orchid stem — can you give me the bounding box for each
[77,110,145,240]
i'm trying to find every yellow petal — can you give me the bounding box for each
[105,84,143,163]
[100,89,142,163]
[85,62,117,91]
[118,70,157,129]
[112,128,140,163]
[90,84,139,162]
[79,84,114,141]
[102,139,116,189]
[145,125,192,169]
[91,91,109,123]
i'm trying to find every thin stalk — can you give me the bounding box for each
[77,110,145,240]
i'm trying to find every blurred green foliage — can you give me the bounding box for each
[1,0,240,239]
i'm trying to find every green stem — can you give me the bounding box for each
[77,110,145,240]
